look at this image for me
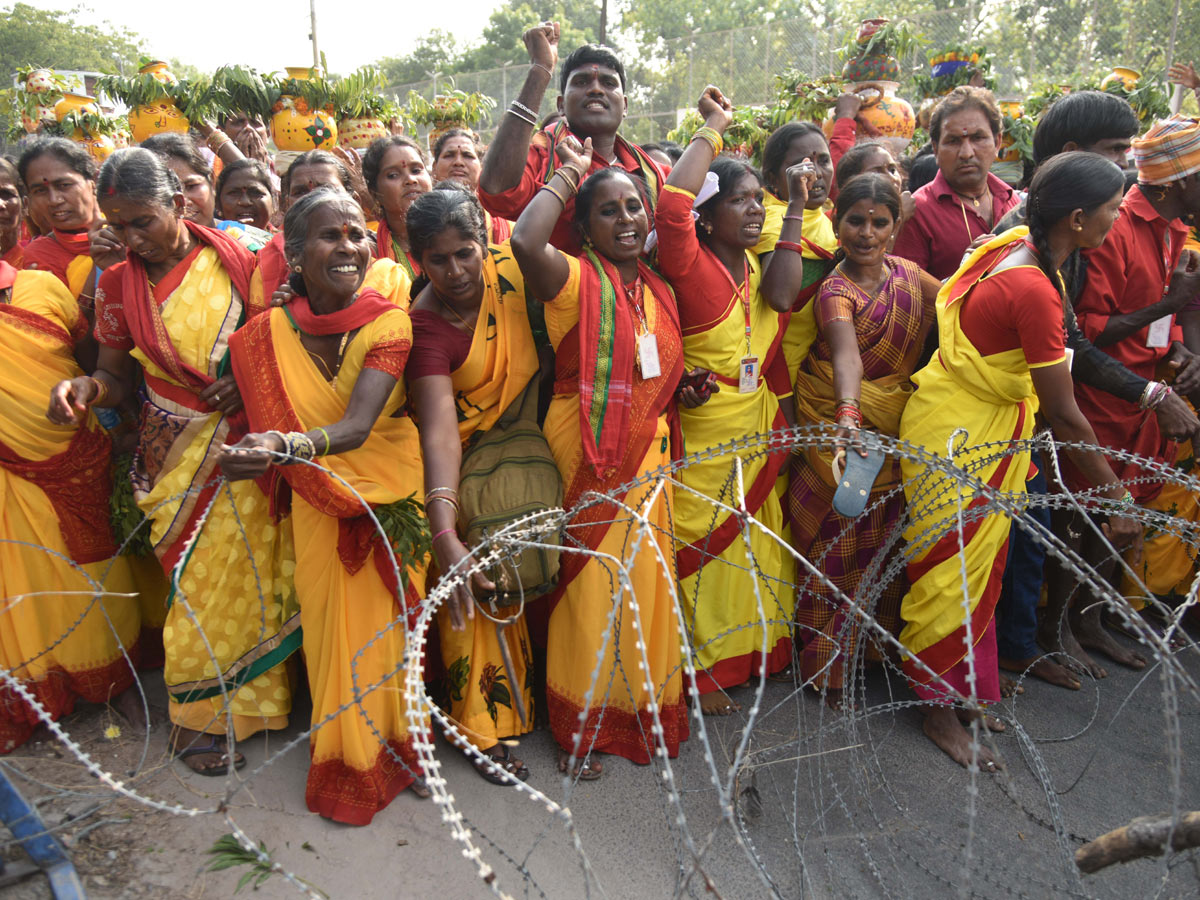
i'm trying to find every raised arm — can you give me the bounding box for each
[511,138,593,301]
[665,86,732,195]
[478,23,559,196]
[760,160,817,313]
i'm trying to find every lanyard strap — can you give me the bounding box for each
[716,255,752,355]
[623,273,648,333]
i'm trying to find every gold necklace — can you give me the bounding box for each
[435,291,477,331]
[306,331,351,387]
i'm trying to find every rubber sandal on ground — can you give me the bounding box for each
[832,446,886,518]
[171,736,246,777]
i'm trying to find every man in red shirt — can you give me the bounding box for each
[478,22,665,255]
[892,86,1020,279]
[1058,117,1200,674]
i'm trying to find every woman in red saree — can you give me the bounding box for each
[220,188,429,825]
[49,149,297,776]
[363,136,433,280]
[765,172,940,709]
[2,263,141,752]
[511,140,690,778]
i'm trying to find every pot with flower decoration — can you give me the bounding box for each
[271,67,338,151]
[997,99,1024,163]
[407,89,497,152]
[94,68,196,143]
[331,66,394,150]
[830,18,918,156]
[1100,66,1141,93]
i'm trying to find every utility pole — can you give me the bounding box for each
[309,0,320,69]
[599,0,607,45]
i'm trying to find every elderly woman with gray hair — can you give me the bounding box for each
[218,187,430,824]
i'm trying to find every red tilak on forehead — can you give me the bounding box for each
[342,222,350,235]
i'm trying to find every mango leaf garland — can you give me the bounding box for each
[373,493,432,579]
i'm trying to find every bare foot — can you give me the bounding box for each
[111,686,147,732]
[699,691,741,716]
[1038,617,1107,679]
[1074,607,1147,670]
[955,707,1006,733]
[922,706,1000,771]
[1000,655,1082,691]
[997,673,1024,697]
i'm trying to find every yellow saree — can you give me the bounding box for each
[231,299,428,825]
[416,244,538,752]
[95,233,298,741]
[0,269,139,751]
[898,231,1044,689]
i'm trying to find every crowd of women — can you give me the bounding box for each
[4,20,1199,824]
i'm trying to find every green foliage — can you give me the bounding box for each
[211,66,279,122]
[912,47,995,98]
[837,21,924,66]
[668,106,775,166]
[94,70,226,125]
[109,454,152,558]
[0,3,143,77]
[773,70,842,123]
[373,493,432,578]
[1001,111,1036,166]
[205,833,326,897]
[329,66,395,119]
[406,89,496,127]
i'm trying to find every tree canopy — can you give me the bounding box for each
[0,3,143,79]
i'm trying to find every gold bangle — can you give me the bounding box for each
[540,181,568,205]
[88,376,108,406]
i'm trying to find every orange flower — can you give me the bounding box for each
[479,663,499,697]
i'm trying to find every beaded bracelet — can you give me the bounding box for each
[511,99,539,120]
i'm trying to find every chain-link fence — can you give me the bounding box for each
[388,0,1193,145]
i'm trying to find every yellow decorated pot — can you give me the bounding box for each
[271,97,337,151]
[1100,67,1141,93]
[337,117,388,150]
[128,101,190,143]
[138,60,177,85]
[824,81,915,157]
[71,128,115,163]
[285,66,316,81]
[54,93,98,121]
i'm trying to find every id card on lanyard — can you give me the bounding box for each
[1147,228,1176,349]
[625,273,661,379]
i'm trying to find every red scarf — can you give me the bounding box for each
[230,298,418,620]
[120,220,255,397]
[255,233,290,317]
[287,288,395,335]
[548,254,683,600]
[22,229,90,285]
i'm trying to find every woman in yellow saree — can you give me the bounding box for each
[406,186,538,783]
[2,263,140,752]
[654,88,794,716]
[221,189,429,824]
[512,140,690,777]
[898,153,1140,768]
[50,149,297,776]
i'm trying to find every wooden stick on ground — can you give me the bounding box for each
[1076,811,1200,874]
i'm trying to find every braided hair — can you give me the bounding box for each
[1024,151,1124,298]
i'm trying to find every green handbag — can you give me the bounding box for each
[457,377,563,603]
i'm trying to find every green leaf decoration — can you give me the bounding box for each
[447,655,470,702]
[489,680,512,710]
[496,273,516,296]
[373,492,431,578]
[109,454,153,557]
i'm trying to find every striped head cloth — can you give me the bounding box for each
[1133,116,1200,185]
